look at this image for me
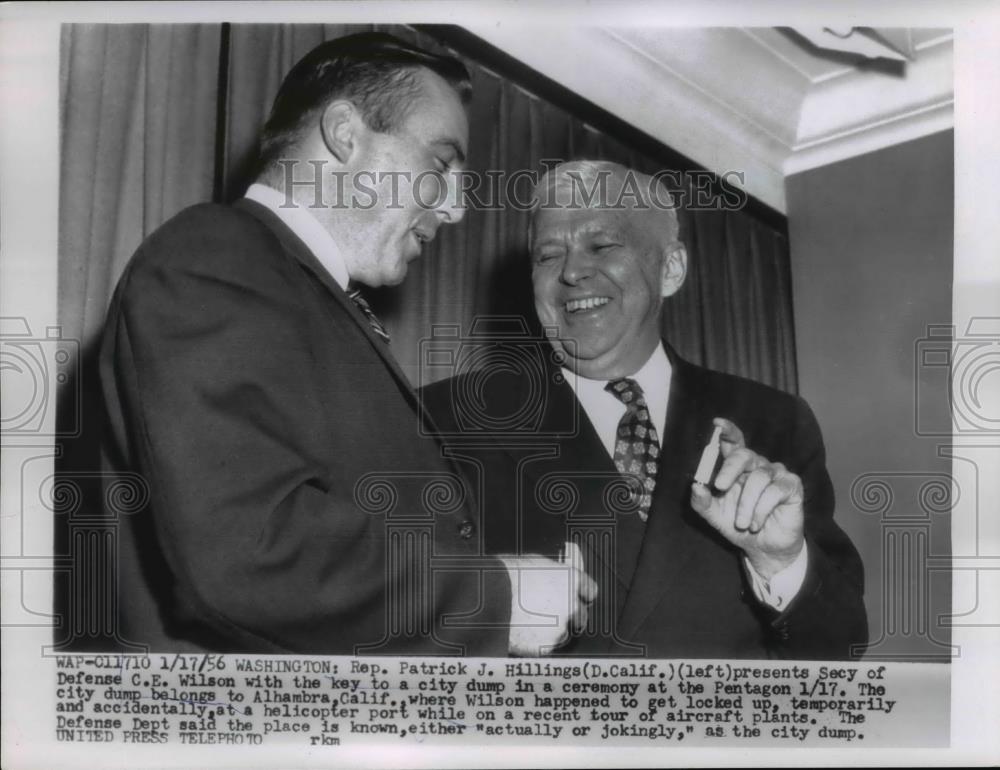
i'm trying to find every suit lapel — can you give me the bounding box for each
[618,346,721,638]
[234,198,419,407]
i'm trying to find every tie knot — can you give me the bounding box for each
[605,377,645,407]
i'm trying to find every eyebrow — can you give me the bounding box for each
[530,221,621,251]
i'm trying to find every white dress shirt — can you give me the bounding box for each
[563,342,807,611]
[245,183,350,291]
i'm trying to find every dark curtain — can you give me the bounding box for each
[55,23,796,649]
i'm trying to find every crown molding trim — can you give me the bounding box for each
[784,100,953,175]
[787,37,953,173]
[466,25,790,212]
[447,26,954,208]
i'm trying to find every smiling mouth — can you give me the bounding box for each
[564,296,611,313]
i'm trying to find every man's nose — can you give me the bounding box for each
[434,171,466,225]
[560,247,594,285]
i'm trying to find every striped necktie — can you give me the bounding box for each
[347,288,390,344]
[605,377,661,521]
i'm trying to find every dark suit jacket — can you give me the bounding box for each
[421,343,867,660]
[99,199,511,655]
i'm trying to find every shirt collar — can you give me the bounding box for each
[245,183,350,291]
[631,342,671,400]
[563,342,671,399]
[562,341,672,446]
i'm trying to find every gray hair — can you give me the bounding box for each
[530,160,680,244]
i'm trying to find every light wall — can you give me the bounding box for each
[786,130,954,660]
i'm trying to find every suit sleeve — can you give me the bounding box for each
[103,226,511,655]
[757,397,869,660]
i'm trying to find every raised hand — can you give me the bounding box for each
[690,417,805,580]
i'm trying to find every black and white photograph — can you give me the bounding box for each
[1,1,998,767]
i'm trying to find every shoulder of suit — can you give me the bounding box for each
[674,354,805,415]
[139,201,278,256]
[122,202,292,283]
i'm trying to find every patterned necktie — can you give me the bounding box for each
[347,288,391,344]
[605,378,661,521]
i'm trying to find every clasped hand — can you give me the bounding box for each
[500,547,597,656]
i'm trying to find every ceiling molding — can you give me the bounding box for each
[786,36,954,173]
[784,100,953,175]
[467,25,790,212]
[465,26,954,212]
[739,28,815,82]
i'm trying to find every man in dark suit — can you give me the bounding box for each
[422,160,867,659]
[100,33,594,655]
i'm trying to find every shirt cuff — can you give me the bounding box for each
[744,543,809,611]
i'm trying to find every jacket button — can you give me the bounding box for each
[458,520,475,539]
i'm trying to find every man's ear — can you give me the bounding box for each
[660,242,688,298]
[320,101,359,164]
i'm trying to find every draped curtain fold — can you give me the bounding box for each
[58,22,797,395]
[59,24,221,350]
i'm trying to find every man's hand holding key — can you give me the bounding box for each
[690,417,805,581]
